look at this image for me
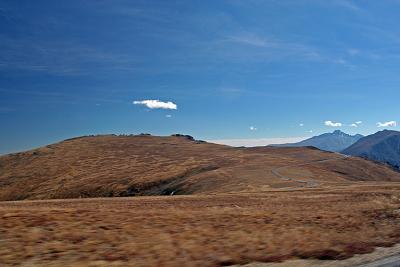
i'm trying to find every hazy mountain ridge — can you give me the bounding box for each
[343,130,400,169]
[271,130,364,152]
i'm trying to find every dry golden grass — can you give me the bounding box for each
[1,185,400,267]
[1,135,400,201]
[1,135,400,266]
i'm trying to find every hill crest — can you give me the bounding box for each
[1,134,400,201]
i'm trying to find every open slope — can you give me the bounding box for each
[2,135,400,266]
[1,134,400,201]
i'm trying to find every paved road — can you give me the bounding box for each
[271,154,400,267]
[271,154,350,188]
[356,254,400,267]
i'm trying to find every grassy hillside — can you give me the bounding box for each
[1,134,400,201]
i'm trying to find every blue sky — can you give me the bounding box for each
[1,0,400,153]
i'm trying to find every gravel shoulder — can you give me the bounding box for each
[234,244,400,267]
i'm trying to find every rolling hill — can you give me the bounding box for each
[343,130,400,168]
[271,130,363,152]
[1,134,400,201]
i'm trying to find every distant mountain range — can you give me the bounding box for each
[272,129,400,170]
[342,130,400,169]
[271,130,364,152]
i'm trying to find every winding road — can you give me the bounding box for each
[271,154,350,188]
[271,154,400,266]
[356,254,400,267]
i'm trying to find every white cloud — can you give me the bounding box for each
[133,100,177,110]
[349,121,362,128]
[249,126,257,131]
[165,114,172,118]
[325,120,342,127]
[208,137,309,147]
[307,130,313,133]
[349,121,362,127]
[377,121,397,128]
[299,123,304,127]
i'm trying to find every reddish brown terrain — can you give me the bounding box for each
[1,134,400,201]
[1,186,400,267]
[1,135,400,266]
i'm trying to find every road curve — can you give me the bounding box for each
[271,154,400,266]
[271,154,400,267]
[271,154,350,188]
[356,254,400,267]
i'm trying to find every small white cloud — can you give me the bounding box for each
[377,121,397,128]
[307,130,313,133]
[133,100,177,110]
[299,123,304,127]
[249,126,257,131]
[165,114,172,118]
[325,120,342,127]
[349,121,362,127]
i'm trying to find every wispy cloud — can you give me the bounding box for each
[0,87,125,105]
[215,32,322,63]
[0,37,139,75]
[377,121,397,127]
[249,126,257,131]
[165,114,172,118]
[347,49,360,56]
[334,58,347,65]
[218,87,245,98]
[109,6,171,23]
[325,120,342,127]
[133,100,177,110]
[225,33,273,47]
[349,121,362,127]
[332,0,363,12]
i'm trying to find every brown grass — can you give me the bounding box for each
[1,185,400,266]
[1,135,400,201]
[1,135,400,266]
